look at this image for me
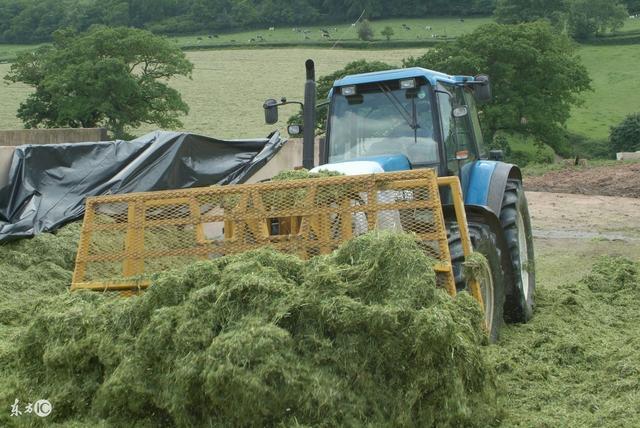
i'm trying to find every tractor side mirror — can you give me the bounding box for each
[263,99,279,124]
[474,75,492,103]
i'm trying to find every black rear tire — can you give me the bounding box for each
[447,219,506,342]
[500,179,536,322]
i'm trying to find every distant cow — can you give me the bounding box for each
[269,27,275,31]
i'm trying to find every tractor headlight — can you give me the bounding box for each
[400,78,416,89]
[341,85,357,96]
[287,124,302,135]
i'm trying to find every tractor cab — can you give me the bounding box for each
[323,67,493,177]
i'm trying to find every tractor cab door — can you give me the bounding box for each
[437,84,482,176]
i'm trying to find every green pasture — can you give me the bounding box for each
[0,16,491,62]
[172,16,492,49]
[0,17,638,144]
[0,43,40,63]
[567,44,640,140]
[0,48,426,139]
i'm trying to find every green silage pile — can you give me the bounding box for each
[0,230,497,427]
[0,224,81,357]
[489,256,640,427]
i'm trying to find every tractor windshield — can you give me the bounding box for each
[327,80,438,166]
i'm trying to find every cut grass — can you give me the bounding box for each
[489,255,640,427]
[535,238,640,289]
[3,223,640,426]
[0,229,497,427]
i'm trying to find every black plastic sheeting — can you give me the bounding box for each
[0,131,285,242]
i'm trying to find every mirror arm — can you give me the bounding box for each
[275,99,327,110]
[277,100,304,109]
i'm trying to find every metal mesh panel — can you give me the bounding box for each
[72,169,456,293]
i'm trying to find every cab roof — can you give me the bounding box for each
[332,67,474,88]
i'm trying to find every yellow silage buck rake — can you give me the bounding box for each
[72,169,478,300]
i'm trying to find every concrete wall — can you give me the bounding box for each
[245,138,321,184]
[0,128,108,190]
[616,151,640,161]
[0,128,108,147]
[0,146,15,189]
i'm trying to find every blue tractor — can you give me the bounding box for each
[264,60,535,339]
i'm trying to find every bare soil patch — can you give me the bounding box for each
[527,190,640,289]
[526,191,640,239]
[525,162,640,198]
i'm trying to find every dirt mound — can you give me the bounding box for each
[524,162,640,198]
[0,230,497,427]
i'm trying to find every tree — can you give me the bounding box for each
[568,0,628,40]
[0,0,496,44]
[357,19,374,42]
[403,21,591,149]
[624,0,640,13]
[494,0,629,40]
[494,0,569,27]
[380,26,394,41]
[610,113,640,153]
[4,26,193,139]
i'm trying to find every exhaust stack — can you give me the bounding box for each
[302,59,316,169]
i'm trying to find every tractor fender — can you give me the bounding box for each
[460,161,522,216]
[442,203,517,303]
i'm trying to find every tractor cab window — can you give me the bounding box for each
[327,79,439,167]
[438,84,477,175]
[464,90,486,158]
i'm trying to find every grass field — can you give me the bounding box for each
[567,44,640,140]
[0,43,40,63]
[172,17,492,49]
[0,48,425,139]
[0,17,490,63]
[0,17,638,143]
[3,16,639,60]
